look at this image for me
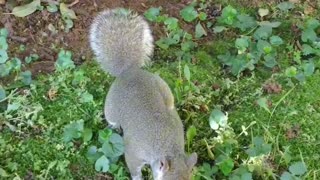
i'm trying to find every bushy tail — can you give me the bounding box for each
[89,9,154,76]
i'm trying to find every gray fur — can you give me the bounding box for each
[89,8,197,180]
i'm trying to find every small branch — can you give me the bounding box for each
[67,0,79,7]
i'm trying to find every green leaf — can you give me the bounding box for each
[83,128,93,142]
[0,49,8,63]
[213,26,226,33]
[63,120,84,142]
[164,17,179,31]
[246,136,272,157]
[0,168,9,177]
[219,158,234,176]
[98,129,112,144]
[303,61,315,76]
[285,66,297,77]
[46,3,58,13]
[0,28,9,37]
[289,162,307,176]
[11,0,41,17]
[25,54,39,64]
[257,40,272,54]
[144,7,161,22]
[101,134,124,158]
[235,14,257,31]
[218,5,238,25]
[301,28,317,42]
[180,6,198,22]
[184,64,191,81]
[257,97,270,113]
[209,109,228,130]
[0,36,8,50]
[280,172,294,180]
[181,41,196,52]
[258,8,269,17]
[198,12,207,21]
[55,50,75,70]
[0,87,6,101]
[195,22,207,38]
[10,57,22,70]
[235,37,249,53]
[254,26,272,40]
[79,91,93,103]
[306,18,320,30]
[95,155,110,172]
[186,125,197,151]
[302,44,314,55]
[264,54,277,68]
[259,21,281,28]
[86,146,103,162]
[20,70,32,85]
[60,3,77,19]
[277,2,294,11]
[270,35,283,46]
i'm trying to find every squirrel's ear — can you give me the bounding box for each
[186,152,197,168]
[159,157,170,172]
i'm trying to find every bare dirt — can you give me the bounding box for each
[0,0,196,76]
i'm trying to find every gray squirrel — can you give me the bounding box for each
[89,8,197,180]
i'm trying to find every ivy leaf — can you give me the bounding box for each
[235,37,249,53]
[257,97,270,113]
[198,12,207,21]
[264,54,277,68]
[83,128,93,142]
[306,18,320,30]
[0,36,8,50]
[209,109,228,130]
[63,120,84,142]
[55,50,75,70]
[195,22,207,38]
[0,28,8,37]
[98,129,112,144]
[95,155,110,172]
[218,5,238,25]
[213,26,226,33]
[144,7,161,22]
[280,172,294,180]
[277,2,294,11]
[11,0,41,17]
[0,87,6,101]
[285,66,297,77]
[254,26,272,40]
[219,158,234,176]
[235,14,257,31]
[180,6,198,22]
[79,91,93,103]
[257,40,272,54]
[101,133,124,158]
[11,57,22,70]
[184,64,191,82]
[0,50,8,63]
[258,8,269,17]
[20,70,32,85]
[303,61,315,76]
[47,3,58,13]
[86,146,103,162]
[60,3,77,19]
[289,162,307,176]
[164,17,179,31]
[259,21,281,28]
[269,35,283,46]
[302,44,314,55]
[301,28,317,42]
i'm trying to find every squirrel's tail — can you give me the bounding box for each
[89,9,154,76]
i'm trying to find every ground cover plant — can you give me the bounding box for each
[0,0,319,179]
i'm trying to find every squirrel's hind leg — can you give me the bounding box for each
[125,150,145,180]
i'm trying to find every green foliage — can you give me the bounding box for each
[55,50,75,70]
[280,162,307,180]
[180,5,198,22]
[245,137,272,157]
[11,0,41,17]
[144,7,161,22]
[209,109,228,130]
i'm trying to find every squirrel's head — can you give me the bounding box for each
[151,153,197,180]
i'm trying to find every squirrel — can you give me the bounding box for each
[89,8,197,180]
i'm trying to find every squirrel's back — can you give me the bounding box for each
[89,9,154,76]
